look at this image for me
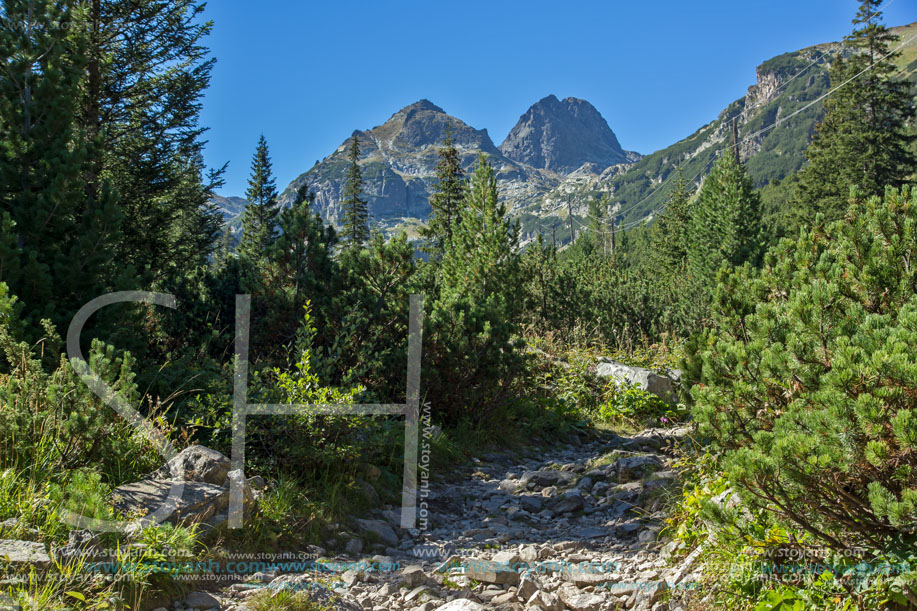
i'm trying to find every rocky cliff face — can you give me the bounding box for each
[499,95,637,174]
[278,99,565,232]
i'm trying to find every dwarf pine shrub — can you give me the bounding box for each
[689,186,917,551]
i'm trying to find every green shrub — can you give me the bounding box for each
[597,383,683,428]
[0,307,164,485]
[689,186,917,554]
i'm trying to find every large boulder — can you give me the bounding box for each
[595,359,681,403]
[153,445,231,485]
[110,479,229,526]
[109,447,255,529]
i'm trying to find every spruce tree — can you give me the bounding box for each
[793,0,915,224]
[341,135,369,251]
[0,0,124,336]
[430,154,523,424]
[587,194,610,256]
[421,129,466,258]
[650,170,694,274]
[79,0,221,285]
[238,135,281,276]
[687,151,762,286]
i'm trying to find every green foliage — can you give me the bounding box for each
[523,235,696,349]
[687,151,763,297]
[0,0,126,339]
[342,136,370,250]
[421,129,466,259]
[647,169,695,275]
[247,588,331,611]
[0,311,163,484]
[793,2,915,227]
[689,186,917,552]
[426,154,525,425]
[239,135,282,281]
[596,383,683,428]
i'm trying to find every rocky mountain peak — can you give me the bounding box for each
[499,95,631,174]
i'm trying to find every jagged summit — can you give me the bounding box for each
[400,98,445,114]
[499,95,631,174]
[368,99,499,153]
[279,99,512,225]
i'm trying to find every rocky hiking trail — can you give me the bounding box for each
[191,425,702,611]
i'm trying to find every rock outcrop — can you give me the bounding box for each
[595,359,682,404]
[109,445,257,530]
[499,95,635,174]
[279,99,560,233]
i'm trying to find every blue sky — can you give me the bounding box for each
[201,0,916,197]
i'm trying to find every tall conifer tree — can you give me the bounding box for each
[78,0,220,285]
[239,136,281,274]
[687,152,762,285]
[341,135,369,251]
[794,0,915,224]
[650,170,694,274]
[421,129,466,258]
[0,0,123,336]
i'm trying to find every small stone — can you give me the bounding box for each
[404,584,432,602]
[519,546,538,563]
[465,557,519,586]
[157,445,231,485]
[491,550,521,565]
[517,571,540,600]
[183,590,220,609]
[346,537,364,555]
[518,495,543,513]
[491,591,516,605]
[401,565,426,588]
[355,519,399,547]
[557,583,604,610]
[527,589,563,611]
[341,569,361,586]
[499,479,521,493]
[0,540,50,567]
[551,492,584,514]
[437,600,486,611]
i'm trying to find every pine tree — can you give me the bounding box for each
[650,170,694,274]
[0,0,124,336]
[238,135,281,276]
[687,152,762,286]
[689,185,917,551]
[341,135,369,251]
[793,0,915,224]
[271,185,337,307]
[429,154,523,424]
[587,194,610,256]
[77,0,221,285]
[421,129,466,258]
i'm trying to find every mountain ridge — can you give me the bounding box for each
[215,21,917,245]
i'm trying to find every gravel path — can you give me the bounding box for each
[178,426,702,611]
